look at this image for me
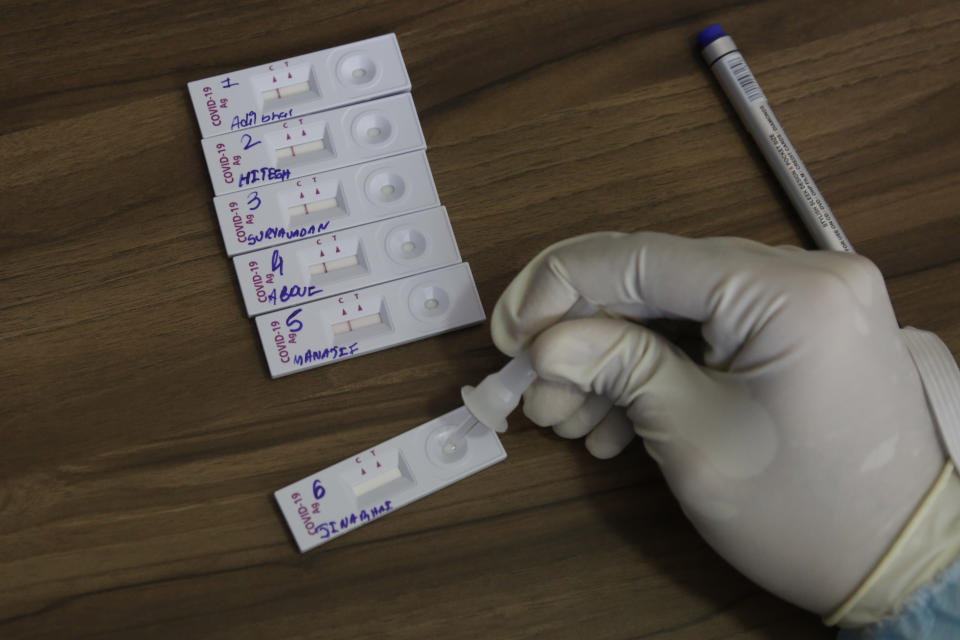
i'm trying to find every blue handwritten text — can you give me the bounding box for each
[294,342,359,366]
[246,221,331,247]
[267,284,323,306]
[313,500,393,539]
[231,109,294,130]
[238,167,291,188]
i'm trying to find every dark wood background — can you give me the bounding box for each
[2,1,958,638]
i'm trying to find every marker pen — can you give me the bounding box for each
[698,25,853,252]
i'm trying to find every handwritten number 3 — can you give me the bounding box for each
[247,191,261,211]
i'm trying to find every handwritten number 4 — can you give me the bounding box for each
[271,249,284,275]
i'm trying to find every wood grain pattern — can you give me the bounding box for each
[1,0,958,638]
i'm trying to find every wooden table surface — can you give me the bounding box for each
[2,1,958,638]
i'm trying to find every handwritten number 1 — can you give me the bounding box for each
[241,133,261,150]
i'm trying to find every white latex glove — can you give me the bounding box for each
[490,231,946,616]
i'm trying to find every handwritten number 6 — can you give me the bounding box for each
[247,191,261,211]
[241,133,261,150]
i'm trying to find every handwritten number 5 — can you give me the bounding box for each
[286,309,303,333]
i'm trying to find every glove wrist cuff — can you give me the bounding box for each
[825,461,960,627]
[826,328,960,628]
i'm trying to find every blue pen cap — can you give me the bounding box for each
[697,24,727,49]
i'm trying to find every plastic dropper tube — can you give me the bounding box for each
[440,298,599,453]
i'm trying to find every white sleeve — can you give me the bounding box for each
[902,328,960,470]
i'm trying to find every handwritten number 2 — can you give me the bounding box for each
[247,191,261,211]
[241,133,261,150]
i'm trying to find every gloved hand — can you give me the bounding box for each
[490,231,946,616]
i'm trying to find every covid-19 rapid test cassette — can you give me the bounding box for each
[255,262,485,378]
[215,150,440,256]
[275,405,506,552]
[201,93,425,196]
[234,206,462,316]
[187,34,410,139]
[189,35,504,555]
